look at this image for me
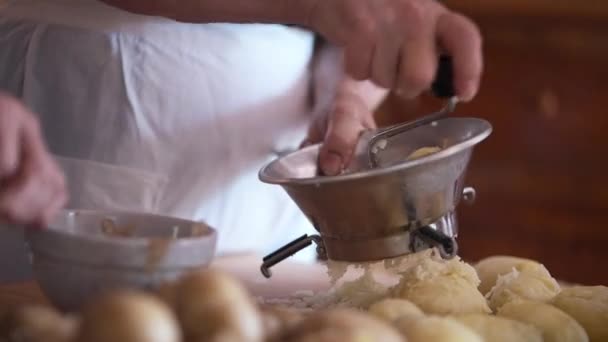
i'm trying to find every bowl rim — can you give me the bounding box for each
[26,209,218,249]
[259,117,492,186]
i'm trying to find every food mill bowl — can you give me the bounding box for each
[24,209,217,312]
[259,117,492,261]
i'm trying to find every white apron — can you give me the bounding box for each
[0,0,317,271]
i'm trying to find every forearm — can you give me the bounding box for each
[312,39,388,114]
[100,0,307,24]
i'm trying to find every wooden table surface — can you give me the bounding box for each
[0,255,331,309]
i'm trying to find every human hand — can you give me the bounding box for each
[0,93,67,227]
[297,0,482,100]
[302,81,379,176]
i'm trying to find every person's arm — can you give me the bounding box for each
[101,0,483,103]
[99,0,307,24]
[305,38,389,175]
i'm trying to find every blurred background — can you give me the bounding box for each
[376,0,608,285]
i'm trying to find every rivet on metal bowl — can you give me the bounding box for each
[462,187,476,205]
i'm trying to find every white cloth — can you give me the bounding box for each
[0,0,318,261]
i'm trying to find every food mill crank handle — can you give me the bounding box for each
[367,55,458,168]
[260,234,324,278]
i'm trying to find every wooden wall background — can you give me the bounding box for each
[376,1,608,285]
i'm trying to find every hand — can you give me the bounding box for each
[0,93,67,227]
[299,0,483,100]
[302,85,377,176]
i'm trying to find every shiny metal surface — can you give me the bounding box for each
[366,96,460,169]
[25,209,217,311]
[259,117,492,266]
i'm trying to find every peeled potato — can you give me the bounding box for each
[407,146,442,160]
[454,313,543,342]
[6,305,78,342]
[175,270,263,342]
[395,257,491,315]
[77,291,180,342]
[285,308,402,342]
[487,267,561,311]
[498,300,589,342]
[551,285,608,342]
[368,298,425,323]
[474,255,545,295]
[395,316,483,342]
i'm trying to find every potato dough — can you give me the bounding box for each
[455,313,543,342]
[368,298,424,323]
[77,291,180,342]
[395,257,491,315]
[498,300,589,342]
[175,270,263,342]
[285,308,402,342]
[396,316,483,342]
[551,286,608,342]
[487,267,561,311]
[474,255,546,295]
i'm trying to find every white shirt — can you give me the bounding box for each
[0,0,318,261]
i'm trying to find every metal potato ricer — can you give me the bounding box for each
[259,56,492,278]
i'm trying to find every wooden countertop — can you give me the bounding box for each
[0,255,331,309]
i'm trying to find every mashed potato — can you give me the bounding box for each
[394,256,490,315]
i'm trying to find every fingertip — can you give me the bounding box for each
[458,79,480,102]
[436,12,483,101]
[319,150,343,176]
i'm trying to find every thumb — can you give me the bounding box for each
[319,99,375,176]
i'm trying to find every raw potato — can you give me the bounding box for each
[284,308,402,342]
[498,300,589,342]
[175,270,263,342]
[368,298,424,323]
[455,313,543,342]
[293,329,385,342]
[155,281,178,310]
[260,305,305,342]
[474,255,545,295]
[487,267,561,311]
[394,257,491,315]
[5,305,78,342]
[551,285,608,342]
[77,291,180,342]
[395,316,483,342]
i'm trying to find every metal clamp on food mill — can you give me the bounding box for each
[258,56,492,278]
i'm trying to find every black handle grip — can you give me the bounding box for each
[431,55,455,98]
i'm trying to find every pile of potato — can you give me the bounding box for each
[0,255,606,342]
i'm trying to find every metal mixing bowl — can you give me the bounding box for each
[259,117,492,262]
[25,209,217,311]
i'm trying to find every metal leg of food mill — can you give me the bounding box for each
[411,226,459,259]
[260,234,325,278]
